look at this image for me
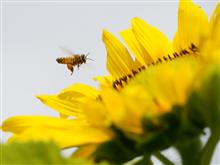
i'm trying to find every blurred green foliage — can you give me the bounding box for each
[0,141,100,165]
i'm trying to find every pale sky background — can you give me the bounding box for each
[1,0,219,164]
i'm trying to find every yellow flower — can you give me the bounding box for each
[1,0,219,160]
[88,0,219,134]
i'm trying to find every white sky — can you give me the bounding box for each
[1,0,219,164]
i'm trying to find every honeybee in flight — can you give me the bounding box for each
[56,48,93,75]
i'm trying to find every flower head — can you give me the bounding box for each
[2,0,220,164]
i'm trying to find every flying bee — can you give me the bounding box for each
[56,50,93,75]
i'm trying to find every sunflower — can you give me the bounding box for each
[87,0,219,134]
[2,0,220,164]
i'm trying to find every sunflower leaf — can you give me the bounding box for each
[0,141,94,165]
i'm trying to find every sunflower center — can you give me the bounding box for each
[112,43,199,90]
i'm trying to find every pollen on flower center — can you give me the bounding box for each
[112,43,199,90]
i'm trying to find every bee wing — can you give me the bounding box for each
[67,64,74,75]
[59,46,75,55]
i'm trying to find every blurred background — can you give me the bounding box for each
[1,0,219,164]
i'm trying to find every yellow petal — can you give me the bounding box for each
[60,83,98,99]
[134,58,143,69]
[120,28,153,66]
[8,127,111,149]
[93,75,114,88]
[2,116,88,134]
[72,144,98,159]
[200,2,220,64]
[120,85,157,134]
[210,2,220,48]
[103,30,135,79]
[132,17,173,62]
[2,116,112,148]
[37,84,97,117]
[36,94,82,117]
[100,88,125,123]
[173,0,209,52]
[100,88,141,133]
[82,99,111,127]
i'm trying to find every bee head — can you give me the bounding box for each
[81,54,87,63]
[82,53,94,63]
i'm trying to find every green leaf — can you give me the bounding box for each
[0,141,98,165]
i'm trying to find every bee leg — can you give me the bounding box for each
[67,64,74,75]
[77,64,80,70]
